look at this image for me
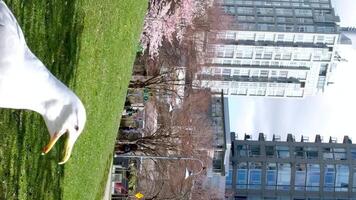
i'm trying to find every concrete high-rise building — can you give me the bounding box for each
[225,133,356,199]
[196,0,341,98]
[202,92,232,197]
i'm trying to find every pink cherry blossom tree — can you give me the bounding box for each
[140,0,213,58]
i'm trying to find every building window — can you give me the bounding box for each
[256,89,266,96]
[335,165,349,192]
[270,71,278,78]
[236,51,243,58]
[237,15,255,22]
[295,147,305,159]
[226,31,236,40]
[324,164,335,192]
[222,69,232,76]
[266,163,277,190]
[316,35,325,43]
[225,49,234,58]
[353,166,356,192]
[276,34,284,41]
[252,60,260,66]
[251,70,259,77]
[297,71,307,80]
[214,68,221,75]
[237,32,255,40]
[351,149,356,160]
[226,167,233,189]
[276,146,290,158]
[266,146,275,158]
[295,164,306,191]
[275,8,293,16]
[279,71,288,79]
[334,148,347,160]
[237,7,254,15]
[233,69,240,76]
[296,18,314,24]
[240,69,250,77]
[248,162,262,189]
[256,7,274,15]
[243,51,253,59]
[306,164,320,191]
[282,53,292,60]
[325,36,335,44]
[263,52,273,59]
[295,9,313,17]
[261,61,269,66]
[257,16,274,23]
[323,148,333,160]
[238,88,247,95]
[236,145,248,157]
[306,147,318,159]
[277,163,291,190]
[249,145,261,157]
[277,25,295,32]
[233,60,241,65]
[236,162,248,189]
[255,52,263,59]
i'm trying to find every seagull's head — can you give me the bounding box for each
[41,98,86,164]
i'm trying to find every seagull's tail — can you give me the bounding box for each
[0,1,17,25]
[0,1,26,44]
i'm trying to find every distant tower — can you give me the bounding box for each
[196,0,341,98]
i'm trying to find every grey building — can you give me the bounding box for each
[196,0,341,98]
[206,92,232,197]
[226,133,356,200]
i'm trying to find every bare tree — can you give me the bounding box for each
[136,155,212,200]
[117,89,213,156]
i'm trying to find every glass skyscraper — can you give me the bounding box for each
[226,133,356,199]
[196,0,341,98]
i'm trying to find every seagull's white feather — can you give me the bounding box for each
[0,1,87,164]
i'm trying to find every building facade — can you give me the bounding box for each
[226,133,356,200]
[196,0,340,98]
[205,92,232,196]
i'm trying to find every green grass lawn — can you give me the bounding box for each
[0,0,147,199]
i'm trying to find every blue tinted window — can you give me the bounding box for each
[249,170,261,189]
[277,163,291,190]
[237,169,247,189]
[351,149,356,160]
[237,162,247,189]
[248,162,262,189]
[295,164,306,191]
[307,164,320,191]
[353,166,356,192]
[335,165,349,192]
[266,163,277,190]
[324,165,335,192]
[226,168,233,189]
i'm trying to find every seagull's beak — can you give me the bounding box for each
[42,132,62,155]
[58,132,75,165]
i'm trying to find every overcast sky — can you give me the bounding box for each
[229,0,356,142]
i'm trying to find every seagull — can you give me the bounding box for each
[0,1,86,164]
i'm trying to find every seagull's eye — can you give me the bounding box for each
[74,125,79,131]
